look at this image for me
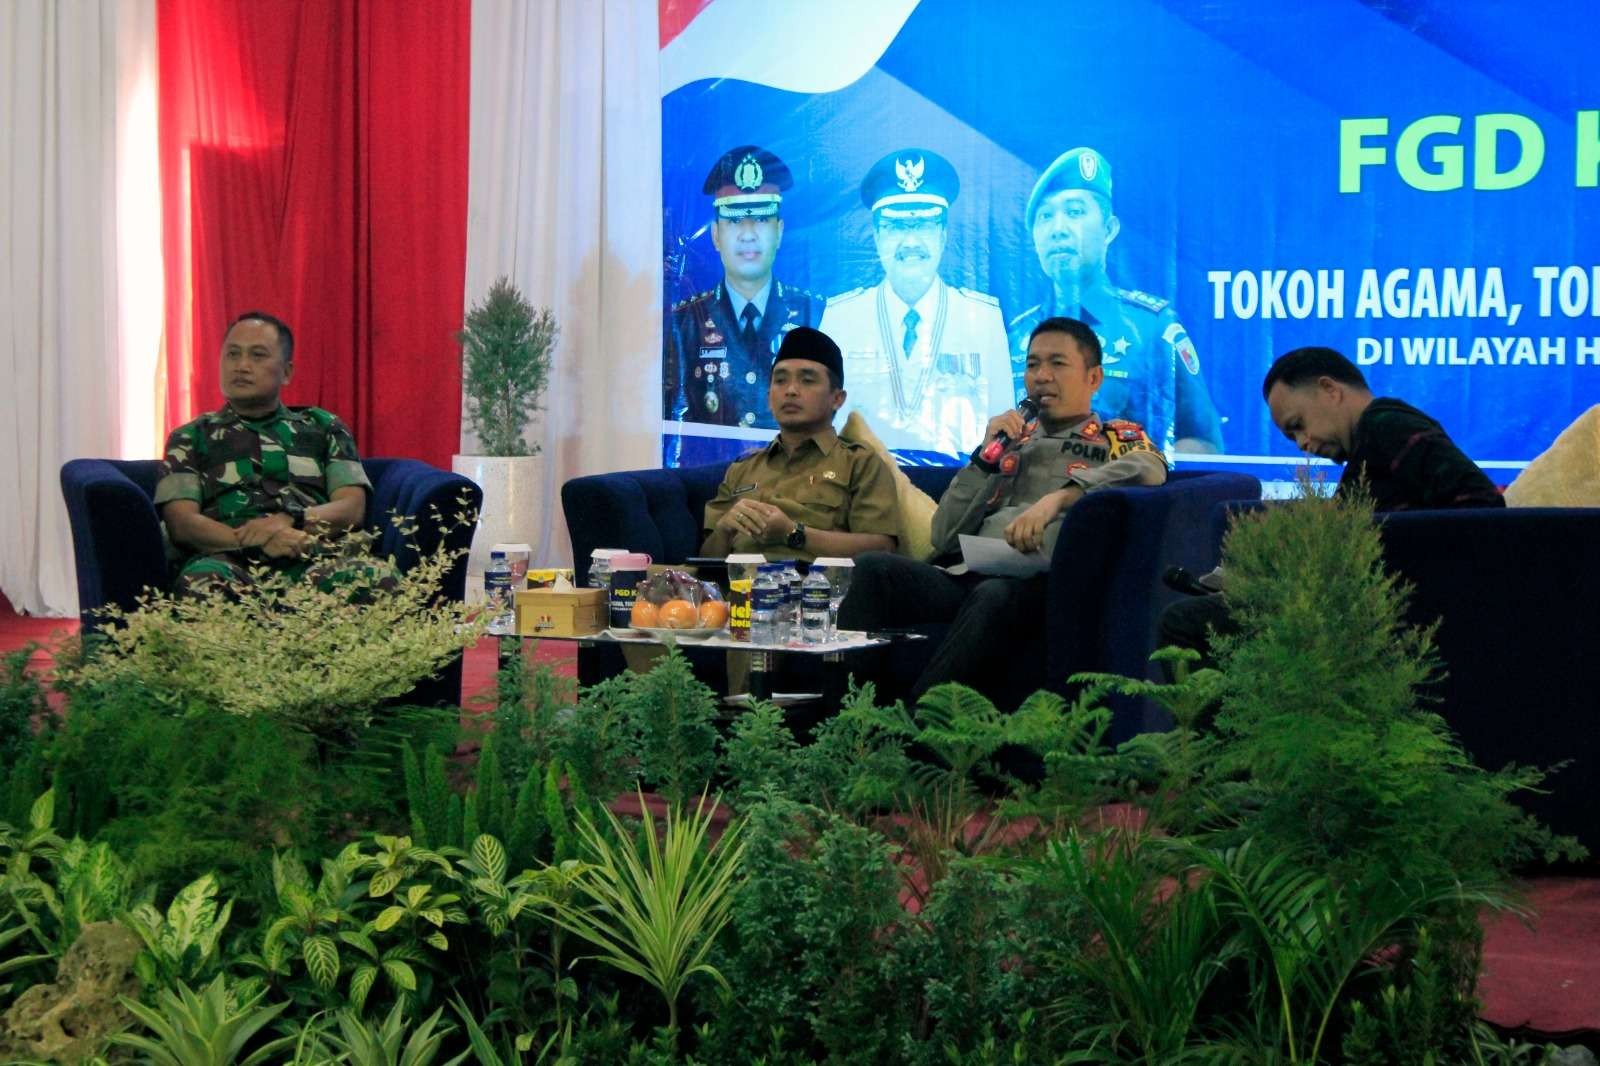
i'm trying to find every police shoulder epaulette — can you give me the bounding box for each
[776,280,820,302]
[734,445,766,462]
[672,289,714,312]
[956,286,1000,307]
[1117,287,1170,314]
[1006,303,1044,331]
[826,286,868,307]
[1103,417,1151,442]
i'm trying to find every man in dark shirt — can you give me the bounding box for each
[1161,345,1501,660]
[1261,346,1502,511]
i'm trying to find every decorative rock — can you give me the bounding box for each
[1550,1048,1600,1066]
[0,922,142,1064]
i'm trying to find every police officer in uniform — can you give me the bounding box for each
[820,148,1014,457]
[839,316,1166,705]
[665,145,823,429]
[1008,147,1224,454]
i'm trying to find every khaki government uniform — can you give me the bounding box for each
[701,428,900,562]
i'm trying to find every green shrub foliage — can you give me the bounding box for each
[1210,483,1578,885]
[4,479,1582,1062]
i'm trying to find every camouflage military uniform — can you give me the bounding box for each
[154,403,392,596]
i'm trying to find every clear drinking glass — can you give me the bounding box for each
[813,557,855,640]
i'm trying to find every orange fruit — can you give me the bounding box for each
[630,599,660,628]
[697,599,729,629]
[658,598,699,629]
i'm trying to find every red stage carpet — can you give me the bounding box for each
[0,593,1593,1037]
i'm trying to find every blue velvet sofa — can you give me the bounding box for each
[561,463,1261,741]
[1384,507,1600,851]
[59,457,481,707]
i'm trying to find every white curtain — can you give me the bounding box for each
[0,1,162,617]
[465,0,663,567]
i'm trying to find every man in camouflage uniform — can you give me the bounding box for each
[839,316,1167,703]
[1008,147,1224,454]
[665,145,823,431]
[155,310,393,597]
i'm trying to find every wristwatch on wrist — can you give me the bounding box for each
[785,522,807,549]
[290,509,307,531]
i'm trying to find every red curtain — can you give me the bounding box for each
[158,0,469,467]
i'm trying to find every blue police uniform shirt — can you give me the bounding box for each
[1006,280,1224,453]
[665,278,824,428]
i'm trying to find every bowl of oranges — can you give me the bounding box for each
[626,568,729,640]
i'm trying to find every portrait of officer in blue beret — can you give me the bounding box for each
[664,145,823,429]
[1007,147,1224,453]
[820,148,1014,456]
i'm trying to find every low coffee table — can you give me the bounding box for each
[578,627,920,704]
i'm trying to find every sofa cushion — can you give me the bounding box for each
[840,411,941,560]
[1504,404,1600,507]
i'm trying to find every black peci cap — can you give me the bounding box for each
[771,326,843,385]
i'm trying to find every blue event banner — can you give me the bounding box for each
[659,0,1599,475]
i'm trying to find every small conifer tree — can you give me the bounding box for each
[458,276,558,456]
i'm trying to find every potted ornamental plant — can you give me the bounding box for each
[451,276,558,600]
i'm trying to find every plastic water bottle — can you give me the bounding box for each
[589,548,619,593]
[778,562,801,644]
[485,551,514,633]
[749,564,782,645]
[801,566,831,644]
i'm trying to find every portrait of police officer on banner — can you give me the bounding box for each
[664,145,823,429]
[1007,147,1225,454]
[820,149,1013,457]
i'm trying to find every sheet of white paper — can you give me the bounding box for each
[959,534,1050,577]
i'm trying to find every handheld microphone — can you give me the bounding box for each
[978,397,1040,465]
[1163,565,1219,597]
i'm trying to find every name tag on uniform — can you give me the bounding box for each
[730,483,757,496]
[700,347,727,361]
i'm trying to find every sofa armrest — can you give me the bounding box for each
[1045,472,1262,741]
[363,459,481,603]
[60,459,169,629]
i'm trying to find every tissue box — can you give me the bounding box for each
[515,587,607,637]
[525,567,576,589]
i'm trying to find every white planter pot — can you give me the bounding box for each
[451,454,543,604]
